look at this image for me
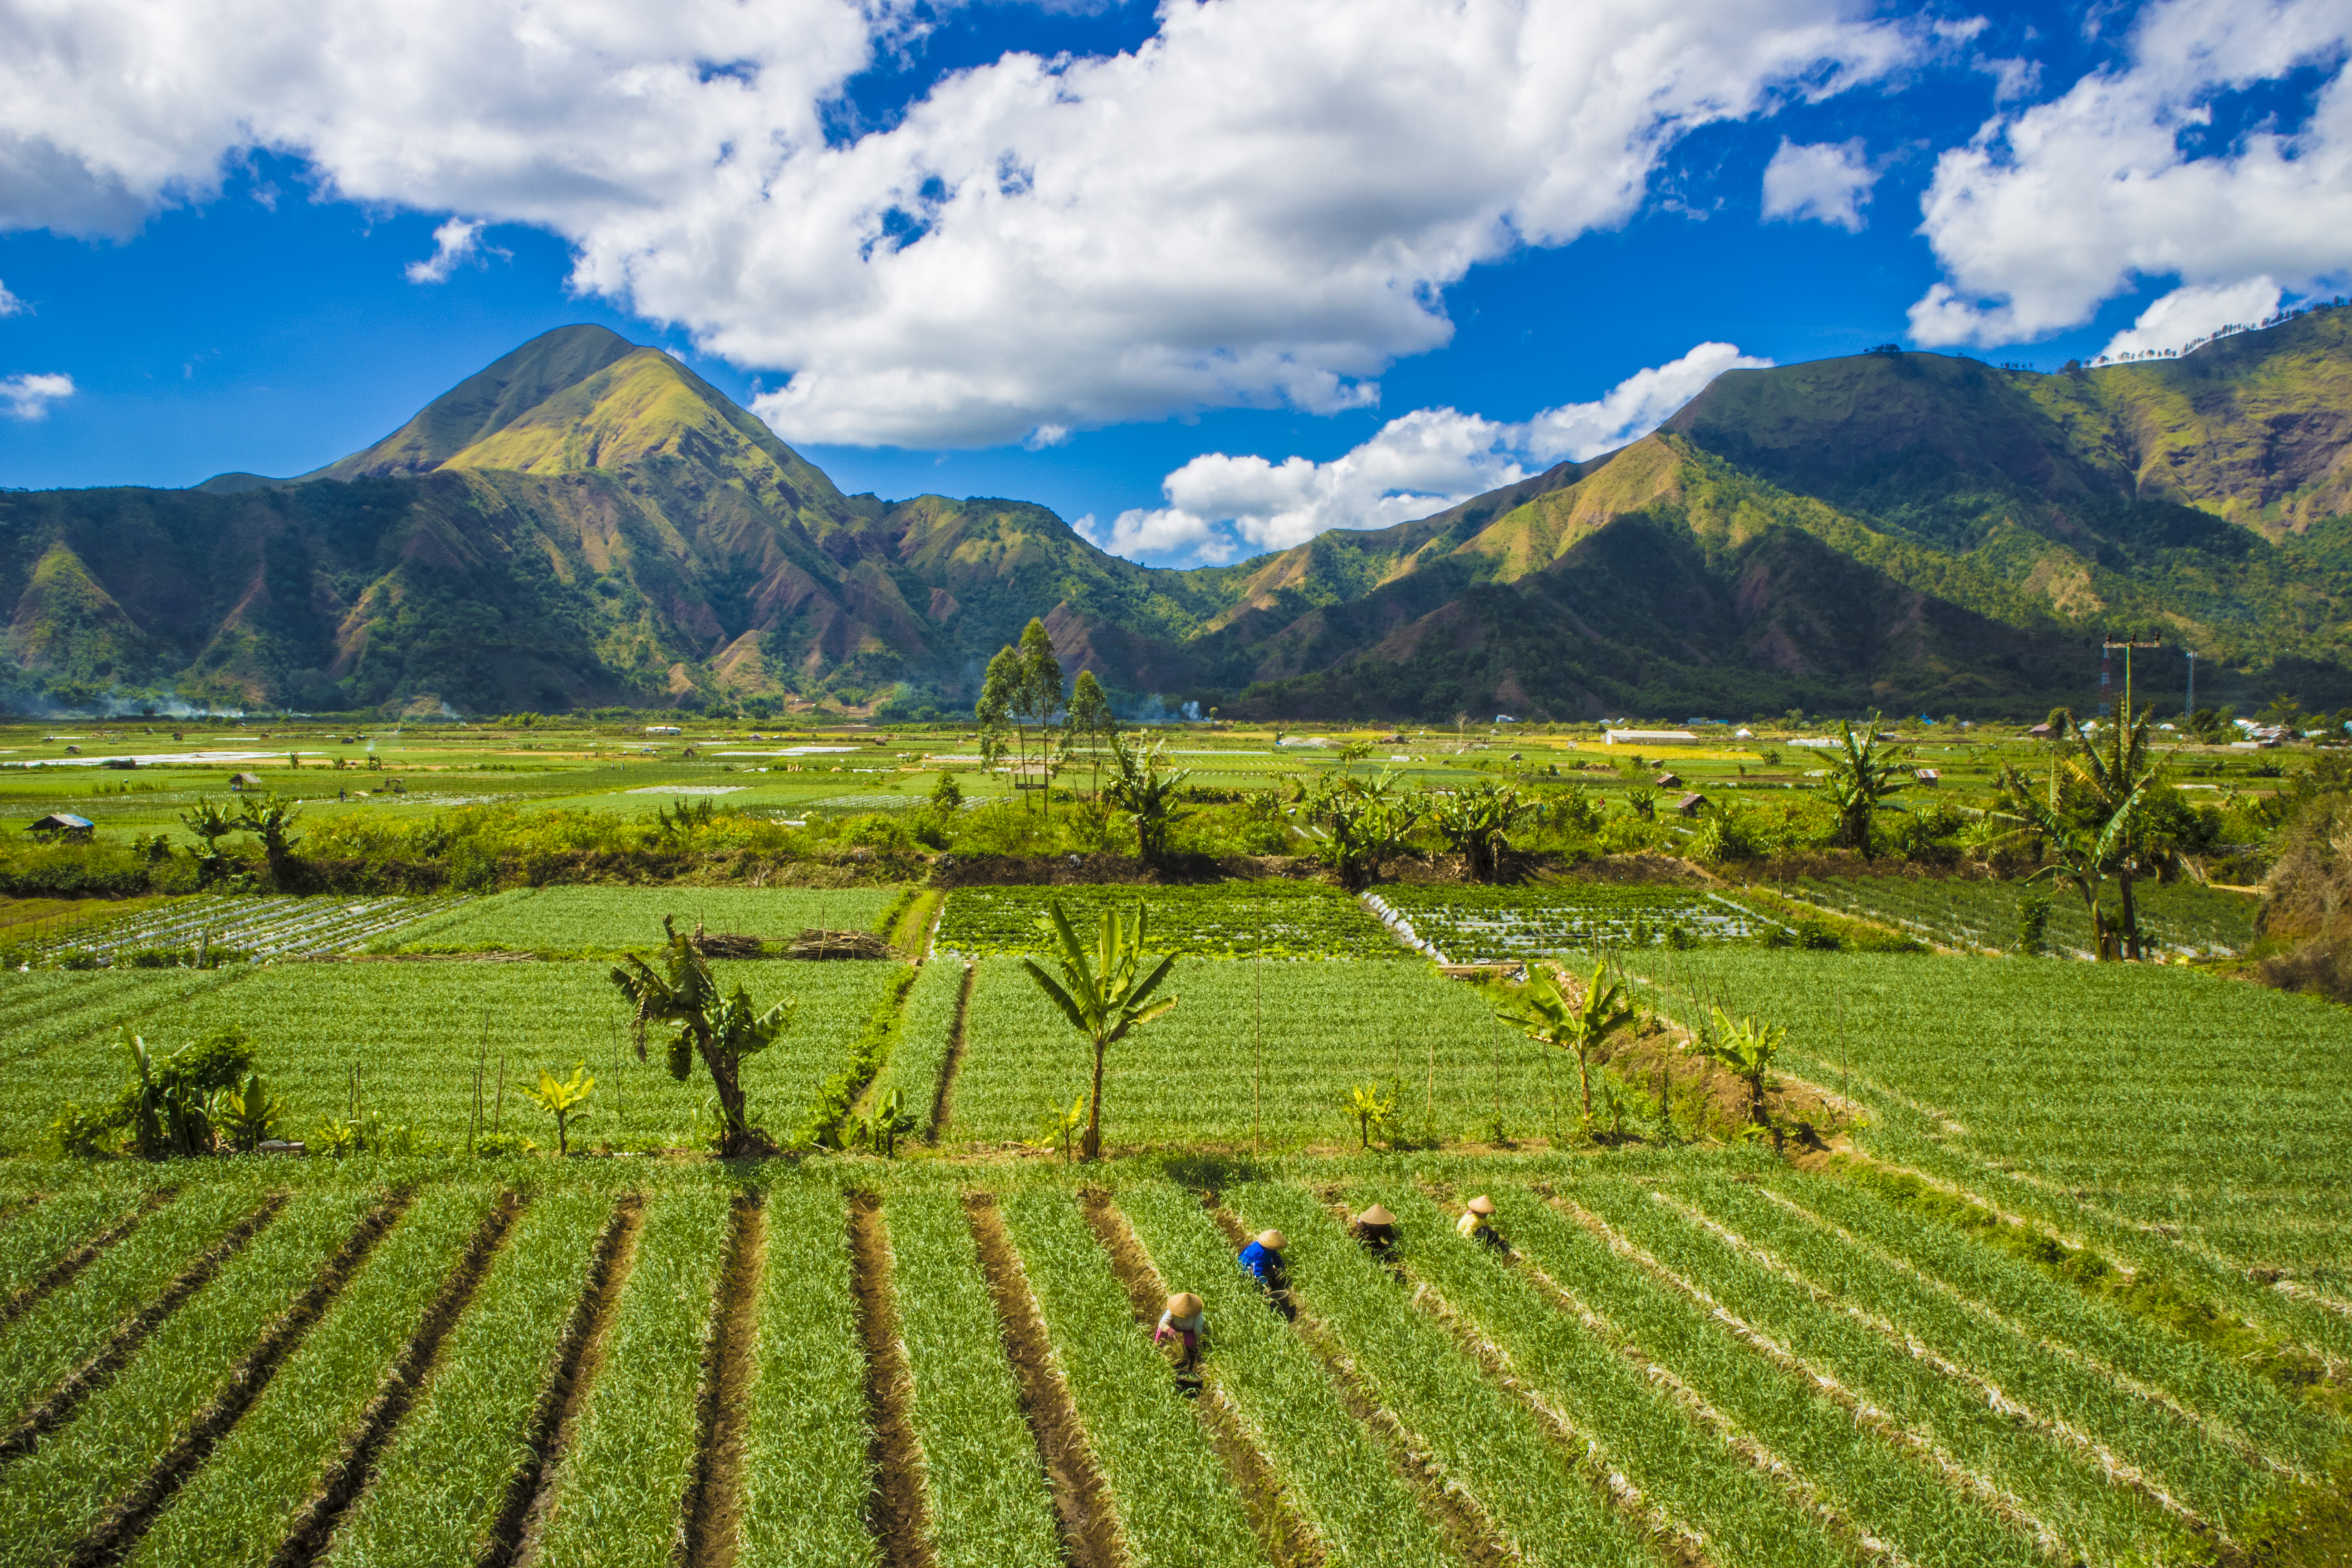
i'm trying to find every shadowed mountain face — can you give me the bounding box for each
[13,314,2352,719]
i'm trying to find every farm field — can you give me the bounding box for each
[0,1158,2336,1568]
[380,885,902,952]
[22,893,458,964]
[0,958,908,1156]
[945,954,1576,1150]
[935,881,1403,960]
[1370,883,1778,960]
[1773,876,2260,958]
[1630,950,2352,1304]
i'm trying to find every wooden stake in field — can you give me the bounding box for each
[494,1052,507,1135]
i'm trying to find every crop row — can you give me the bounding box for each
[1369,884,1776,960]
[0,959,911,1156]
[936,882,1406,960]
[0,1165,2321,1567]
[382,885,901,952]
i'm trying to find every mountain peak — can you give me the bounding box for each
[308,324,639,480]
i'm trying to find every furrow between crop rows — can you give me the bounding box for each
[681,1194,762,1568]
[962,1194,1121,1568]
[0,1188,168,1331]
[495,1196,646,1568]
[848,1194,932,1568]
[1079,1192,1320,1568]
[0,1190,288,1459]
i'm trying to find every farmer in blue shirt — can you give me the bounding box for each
[1236,1228,1294,1319]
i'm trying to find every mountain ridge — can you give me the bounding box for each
[17,313,2352,719]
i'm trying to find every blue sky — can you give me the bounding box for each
[3,0,2347,565]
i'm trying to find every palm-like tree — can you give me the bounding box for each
[610,916,790,1156]
[1103,734,1193,862]
[1019,898,1178,1160]
[1993,704,2170,959]
[1496,961,1634,1131]
[235,794,304,883]
[1820,714,1906,856]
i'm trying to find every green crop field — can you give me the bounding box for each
[1629,950,2352,1298]
[382,886,902,952]
[935,881,1403,960]
[1772,877,2260,958]
[0,1157,2331,1568]
[0,958,908,1156]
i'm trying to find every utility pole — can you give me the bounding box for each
[2185,649,2195,722]
[2102,633,2161,725]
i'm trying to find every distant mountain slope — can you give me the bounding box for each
[11,311,2352,719]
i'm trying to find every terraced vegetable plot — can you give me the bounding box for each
[3,1161,2326,1568]
[948,955,1582,1149]
[937,882,1403,960]
[1774,876,2259,957]
[383,886,901,952]
[1370,883,1777,960]
[0,959,909,1154]
[28,895,457,964]
[1632,950,2352,1294]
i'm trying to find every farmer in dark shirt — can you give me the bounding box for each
[1348,1204,1399,1259]
[1236,1228,1295,1319]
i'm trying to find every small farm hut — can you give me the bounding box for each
[27,812,93,841]
[227,772,266,791]
[1914,768,1940,785]
[1653,771,1682,788]
[1675,791,1709,817]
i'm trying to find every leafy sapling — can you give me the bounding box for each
[523,1062,596,1155]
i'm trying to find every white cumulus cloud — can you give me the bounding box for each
[2099,276,2283,358]
[1761,137,1877,230]
[404,216,493,283]
[1910,0,2352,347]
[0,279,22,316]
[0,0,1919,447]
[0,372,74,419]
[1099,341,1768,563]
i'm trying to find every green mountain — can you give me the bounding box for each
[11,313,2352,719]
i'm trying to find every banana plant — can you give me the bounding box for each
[612,916,791,1156]
[1102,734,1194,862]
[865,1086,921,1158]
[121,1028,215,1159]
[1691,1007,1787,1144]
[1343,1081,1396,1149]
[1020,899,1178,1160]
[1495,961,1634,1132]
[1819,714,1908,856]
[235,793,305,884]
[1431,779,1526,881]
[523,1061,596,1155]
[211,1071,285,1152]
[1027,1093,1088,1163]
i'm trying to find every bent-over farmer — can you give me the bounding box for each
[1349,1204,1400,1259]
[1456,1194,1509,1253]
[1154,1292,1206,1372]
[1237,1228,1295,1319]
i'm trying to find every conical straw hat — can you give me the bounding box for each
[1466,1195,1496,1216]
[1255,1229,1287,1250]
[1167,1292,1202,1318]
[1357,1205,1396,1226]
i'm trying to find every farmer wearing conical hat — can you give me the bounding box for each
[1236,1228,1295,1319]
[1154,1292,1206,1372]
[1348,1204,1399,1259]
[1456,1194,1509,1252]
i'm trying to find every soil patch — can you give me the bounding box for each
[962,1194,1119,1568]
[925,964,975,1144]
[848,1195,932,1568]
[681,1193,762,1568]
